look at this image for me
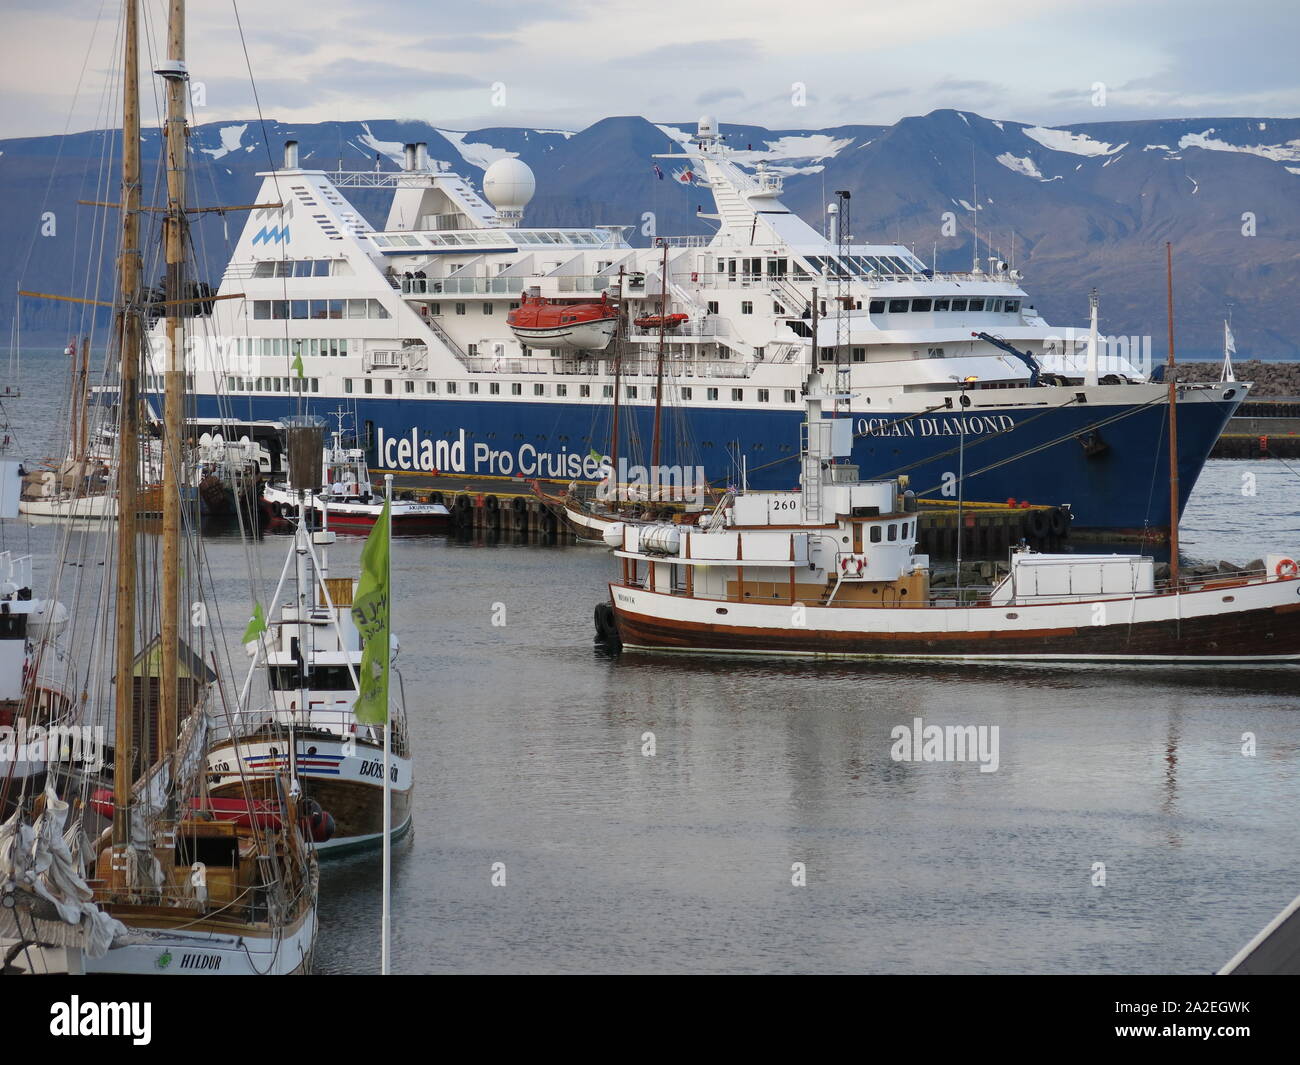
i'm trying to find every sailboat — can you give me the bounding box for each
[1,0,318,974]
[208,420,414,853]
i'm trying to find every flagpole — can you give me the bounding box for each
[382,472,393,975]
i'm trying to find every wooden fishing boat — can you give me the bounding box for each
[597,363,1300,663]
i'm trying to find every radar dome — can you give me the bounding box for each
[483,157,536,211]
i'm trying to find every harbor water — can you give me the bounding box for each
[2,352,1297,973]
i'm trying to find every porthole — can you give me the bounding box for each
[715,607,729,615]
[1006,612,1019,619]
[1222,595,1235,603]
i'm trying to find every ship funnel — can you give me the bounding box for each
[403,143,417,171]
[284,416,327,493]
[284,140,299,169]
[415,142,429,171]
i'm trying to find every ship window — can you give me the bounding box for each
[949,298,968,311]
[911,298,932,312]
[988,298,1003,312]
[312,379,319,392]
[966,298,985,312]
[557,384,567,397]
[707,388,718,401]
[1004,299,1021,314]
[758,389,770,402]
[512,383,522,395]
[626,386,637,399]
[426,381,436,393]
[933,298,950,311]
[447,382,457,394]
[429,302,441,316]
[731,388,743,402]
[888,523,898,541]
[534,383,545,396]
[483,303,493,315]
[405,380,415,393]
[364,379,373,394]
[344,379,353,394]
[707,301,719,314]
[869,300,885,314]
[888,299,909,313]
[580,385,591,397]
[785,389,796,403]
[455,303,466,315]
[602,385,613,398]
[741,301,753,315]
[681,387,692,400]
[384,380,393,394]
[853,347,866,362]
[870,525,882,543]
[490,382,501,395]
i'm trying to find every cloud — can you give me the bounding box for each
[621,39,762,67]
[696,88,745,107]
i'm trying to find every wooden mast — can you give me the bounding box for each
[111,0,142,867]
[650,240,668,489]
[1165,241,1180,585]
[158,0,187,756]
[609,266,623,494]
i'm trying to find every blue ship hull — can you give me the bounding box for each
[192,391,1239,533]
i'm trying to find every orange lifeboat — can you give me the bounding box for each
[634,312,689,330]
[507,292,618,351]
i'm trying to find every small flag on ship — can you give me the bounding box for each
[652,164,664,180]
[291,351,305,377]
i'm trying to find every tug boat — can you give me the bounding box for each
[506,291,618,351]
[264,419,448,531]
[596,367,1300,663]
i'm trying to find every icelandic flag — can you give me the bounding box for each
[652,164,664,180]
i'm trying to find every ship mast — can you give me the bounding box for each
[609,267,624,496]
[1165,242,1180,586]
[650,240,668,488]
[158,0,187,756]
[111,0,143,866]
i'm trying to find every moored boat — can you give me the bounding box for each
[598,366,1300,663]
[209,435,414,854]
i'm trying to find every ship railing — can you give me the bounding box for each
[628,317,732,339]
[658,235,715,248]
[553,275,620,293]
[400,276,525,296]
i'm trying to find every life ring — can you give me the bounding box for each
[840,557,850,573]
[855,556,865,576]
[1276,558,1298,578]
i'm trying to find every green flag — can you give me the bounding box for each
[291,351,305,378]
[588,447,601,462]
[351,498,391,725]
[241,601,267,644]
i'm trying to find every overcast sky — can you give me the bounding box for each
[1,0,1296,139]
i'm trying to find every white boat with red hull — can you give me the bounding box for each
[597,369,1300,664]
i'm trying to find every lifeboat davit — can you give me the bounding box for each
[634,312,689,330]
[507,292,618,351]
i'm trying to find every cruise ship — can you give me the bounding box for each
[151,118,1246,534]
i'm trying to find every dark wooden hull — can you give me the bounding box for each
[212,775,412,853]
[613,599,1300,662]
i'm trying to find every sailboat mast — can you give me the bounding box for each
[158,0,187,755]
[609,267,623,489]
[111,0,143,859]
[1165,242,1180,585]
[651,241,668,483]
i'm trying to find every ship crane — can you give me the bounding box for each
[970,331,1042,387]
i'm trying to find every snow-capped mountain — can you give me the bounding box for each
[3,110,1298,359]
